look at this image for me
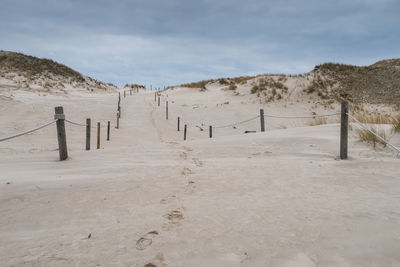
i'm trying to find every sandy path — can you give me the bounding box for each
[1,91,399,266]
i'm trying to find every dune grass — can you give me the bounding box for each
[355,126,387,148]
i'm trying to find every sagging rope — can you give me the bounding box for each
[263,112,340,119]
[347,113,400,154]
[65,119,110,129]
[214,115,260,129]
[211,112,340,129]
[65,119,87,127]
[0,119,58,142]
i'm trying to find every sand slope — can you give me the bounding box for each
[0,88,399,267]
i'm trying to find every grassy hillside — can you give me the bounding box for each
[0,50,84,82]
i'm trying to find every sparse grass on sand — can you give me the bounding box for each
[180,81,209,91]
[392,115,400,132]
[355,126,387,148]
[353,112,394,125]
[308,117,327,126]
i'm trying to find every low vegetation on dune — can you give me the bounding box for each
[0,50,84,82]
[179,80,210,91]
[0,50,118,93]
[310,60,400,105]
[169,58,400,109]
[250,77,288,102]
[124,83,146,89]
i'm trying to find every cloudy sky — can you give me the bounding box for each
[1,0,399,87]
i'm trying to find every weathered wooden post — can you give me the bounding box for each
[86,118,91,151]
[118,93,121,118]
[116,112,120,129]
[130,89,132,96]
[158,96,160,107]
[166,101,168,120]
[124,90,126,98]
[154,92,156,102]
[184,124,187,141]
[340,101,349,159]
[107,121,110,141]
[55,106,68,160]
[260,109,265,132]
[97,122,100,149]
[177,117,180,131]
[209,126,212,138]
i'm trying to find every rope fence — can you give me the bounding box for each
[155,95,398,159]
[0,119,58,142]
[263,112,340,119]
[214,115,260,129]
[0,89,135,160]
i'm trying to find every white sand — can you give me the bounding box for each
[1,85,399,267]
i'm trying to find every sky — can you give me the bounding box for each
[1,0,399,88]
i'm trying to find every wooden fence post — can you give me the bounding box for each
[158,96,160,107]
[116,112,120,129]
[55,106,68,160]
[184,124,187,141]
[260,109,265,132]
[166,101,168,120]
[86,118,91,151]
[340,101,349,159]
[177,117,180,131]
[107,121,110,141]
[209,126,212,138]
[97,122,100,149]
[118,93,121,118]
[124,91,126,98]
[154,92,156,102]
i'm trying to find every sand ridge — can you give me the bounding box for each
[0,87,399,266]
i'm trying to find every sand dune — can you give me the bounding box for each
[0,85,399,266]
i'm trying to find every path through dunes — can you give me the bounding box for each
[1,91,399,266]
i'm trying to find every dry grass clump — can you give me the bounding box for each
[180,80,210,91]
[124,83,145,89]
[230,76,254,85]
[251,77,288,102]
[217,78,229,85]
[304,75,336,99]
[308,117,327,126]
[355,126,387,148]
[228,83,237,90]
[392,115,400,132]
[352,112,396,125]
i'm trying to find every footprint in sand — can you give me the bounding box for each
[184,180,196,194]
[192,158,203,167]
[136,230,159,250]
[162,209,185,230]
[179,151,188,160]
[181,167,192,176]
[160,194,177,204]
[182,146,192,152]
